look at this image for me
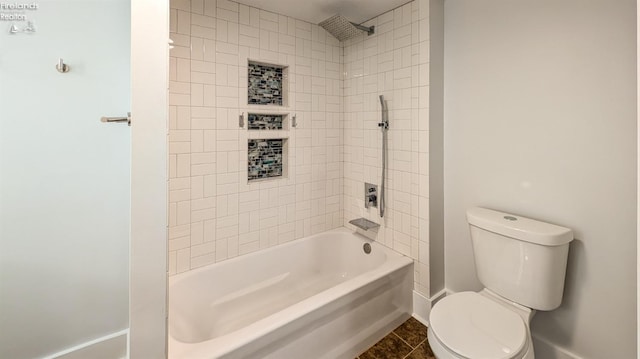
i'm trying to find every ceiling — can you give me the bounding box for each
[234,0,410,25]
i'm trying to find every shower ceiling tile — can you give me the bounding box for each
[234,0,410,26]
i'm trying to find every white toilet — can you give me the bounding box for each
[428,207,573,359]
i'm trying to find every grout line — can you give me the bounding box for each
[392,332,415,351]
[402,338,427,359]
[402,342,420,359]
[361,319,429,359]
[358,0,415,25]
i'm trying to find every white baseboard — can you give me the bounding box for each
[44,329,128,359]
[412,289,447,326]
[532,334,582,359]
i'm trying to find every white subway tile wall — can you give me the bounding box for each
[168,0,429,297]
[342,1,430,296]
[169,0,345,274]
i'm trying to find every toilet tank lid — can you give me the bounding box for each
[467,207,573,246]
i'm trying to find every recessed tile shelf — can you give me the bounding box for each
[248,138,287,182]
[248,113,286,130]
[248,61,288,106]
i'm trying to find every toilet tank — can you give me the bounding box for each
[467,207,573,311]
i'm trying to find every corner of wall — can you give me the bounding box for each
[412,289,446,326]
[427,0,445,296]
[531,335,583,359]
[130,0,169,357]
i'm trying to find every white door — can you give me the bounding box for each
[0,1,131,358]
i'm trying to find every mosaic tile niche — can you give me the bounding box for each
[248,61,287,106]
[247,113,286,130]
[248,139,287,181]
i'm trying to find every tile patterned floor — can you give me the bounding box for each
[356,317,436,359]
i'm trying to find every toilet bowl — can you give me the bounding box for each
[427,290,534,359]
[428,207,573,359]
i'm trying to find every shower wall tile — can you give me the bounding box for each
[342,0,430,296]
[169,0,343,275]
[168,0,429,297]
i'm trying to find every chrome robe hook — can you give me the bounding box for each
[56,58,70,73]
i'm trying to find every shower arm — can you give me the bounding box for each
[350,22,375,36]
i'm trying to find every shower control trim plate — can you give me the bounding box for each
[365,183,377,209]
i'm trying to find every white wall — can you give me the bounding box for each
[342,0,431,296]
[0,1,130,358]
[444,0,636,357]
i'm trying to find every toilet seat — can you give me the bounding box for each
[430,292,527,359]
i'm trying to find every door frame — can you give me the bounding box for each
[130,0,169,357]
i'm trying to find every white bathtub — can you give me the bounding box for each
[169,227,413,359]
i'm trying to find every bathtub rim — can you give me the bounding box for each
[168,227,396,286]
[168,226,413,359]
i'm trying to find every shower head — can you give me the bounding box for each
[378,95,389,130]
[319,14,375,42]
[379,95,388,112]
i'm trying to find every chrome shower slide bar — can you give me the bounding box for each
[378,95,389,218]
